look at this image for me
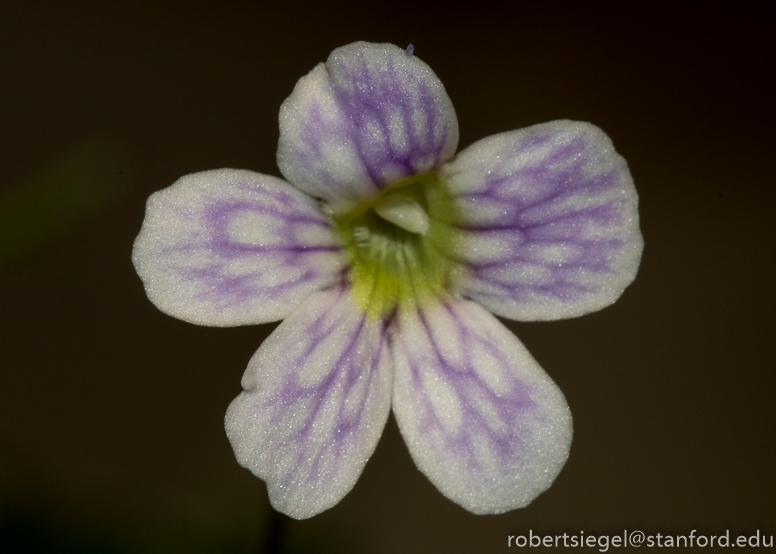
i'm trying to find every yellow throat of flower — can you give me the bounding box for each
[332,172,462,320]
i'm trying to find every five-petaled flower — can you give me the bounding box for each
[133,42,643,519]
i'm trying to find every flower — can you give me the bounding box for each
[132,41,643,519]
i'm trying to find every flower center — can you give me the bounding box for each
[331,172,461,319]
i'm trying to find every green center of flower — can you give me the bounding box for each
[332,172,461,319]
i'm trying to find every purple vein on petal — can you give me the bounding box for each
[406,298,535,465]
[390,296,571,514]
[132,169,345,326]
[263,289,390,487]
[225,282,393,518]
[278,42,458,202]
[442,121,643,320]
[326,53,449,185]
[168,197,339,310]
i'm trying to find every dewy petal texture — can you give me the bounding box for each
[132,169,345,326]
[277,42,458,204]
[225,286,393,519]
[390,296,572,514]
[441,120,643,321]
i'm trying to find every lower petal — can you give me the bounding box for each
[390,296,572,514]
[225,286,393,519]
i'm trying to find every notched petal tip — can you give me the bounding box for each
[225,287,393,519]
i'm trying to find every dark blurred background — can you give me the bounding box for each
[1,1,774,552]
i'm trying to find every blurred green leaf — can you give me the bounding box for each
[0,141,127,268]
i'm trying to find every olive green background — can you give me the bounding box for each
[1,1,773,552]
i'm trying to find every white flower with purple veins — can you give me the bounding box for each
[133,42,643,519]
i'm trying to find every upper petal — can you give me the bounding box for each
[132,169,345,326]
[441,120,643,320]
[225,286,393,519]
[277,42,458,204]
[390,296,572,514]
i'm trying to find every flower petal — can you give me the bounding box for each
[277,41,458,205]
[225,286,393,519]
[441,120,643,320]
[390,296,572,514]
[132,169,345,326]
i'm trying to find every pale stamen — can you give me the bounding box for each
[373,194,429,235]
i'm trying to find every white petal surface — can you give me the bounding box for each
[132,169,345,326]
[390,296,572,514]
[441,120,643,320]
[278,42,458,205]
[225,286,393,519]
